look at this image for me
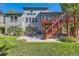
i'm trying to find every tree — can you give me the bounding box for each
[60,3,79,14]
[8,10,14,14]
[60,3,79,38]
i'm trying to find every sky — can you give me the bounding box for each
[0,3,62,13]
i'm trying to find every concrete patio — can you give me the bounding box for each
[18,35,61,42]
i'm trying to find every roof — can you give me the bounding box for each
[23,7,48,10]
[5,13,22,16]
[40,12,62,14]
[40,12,63,16]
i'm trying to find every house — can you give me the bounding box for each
[0,12,5,34]
[3,7,62,35]
[0,12,4,27]
[5,13,22,35]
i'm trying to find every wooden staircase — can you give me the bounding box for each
[41,16,65,39]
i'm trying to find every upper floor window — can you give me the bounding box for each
[26,18,28,22]
[10,16,18,22]
[30,10,33,12]
[11,16,13,19]
[14,16,17,22]
[31,13,33,15]
[32,18,35,22]
[35,18,37,23]
[27,13,30,15]
[27,13,36,15]
[11,16,13,21]
[14,16,17,19]
[46,18,48,21]
[31,18,37,23]
[29,17,31,22]
[33,13,36,15]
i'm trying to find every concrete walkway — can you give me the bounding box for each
[17,35,60,42]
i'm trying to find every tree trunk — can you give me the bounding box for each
[73,12,78,39]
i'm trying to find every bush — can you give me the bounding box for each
[67,37,75,42]
[60,37,66,42]
[0,36,17,55]
[0,45,10,56]
[15,27,23,36]
[7,27,13,35]
[7,27,24,36]
[0,27,5,34]
[60,37,75,42]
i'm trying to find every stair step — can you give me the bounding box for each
[43,19,65,39]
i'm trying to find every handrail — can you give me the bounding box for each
[41,12,67,24]
[46,18,65,38]
[45,20,58,33]
[46,20,60,34]
[43,12,67,39]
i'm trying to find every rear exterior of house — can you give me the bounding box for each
[5,13,22,35]
[21,7,48,35]
[3,7,62,35]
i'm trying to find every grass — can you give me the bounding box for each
[7,40,79,56]
[1,36,79,56]
[0,36,17,47]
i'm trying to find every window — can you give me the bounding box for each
[33,13,36,15]
[32,18,35,22]
[35,18,37,23]
[11,16,13,19]
[27,12,36,15]
[14,16,17,22]
[26,18,28,22]
[26,27,28,31]
[15,16,17,19]
[11,16,13,21]
[31,13,33,15]
[31,10,33,12]
[29,17,31,22]
[27,13,30,15]
[32,18,37,23]
[35,27,37,31]
[46,18,48,20]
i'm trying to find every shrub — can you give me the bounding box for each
[70,27,74,35]
[60,37,75,42]
[15,27,24,36]
[0,27,5,34]
[60,37,66,42]
[0,45,10,56]
[0,36,17,55]
[7,27,13,35]
[7,27,24,36]
[66,37,75,42]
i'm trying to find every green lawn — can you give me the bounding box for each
[1,36,79,56]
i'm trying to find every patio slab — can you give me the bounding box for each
[18,35,61,42]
